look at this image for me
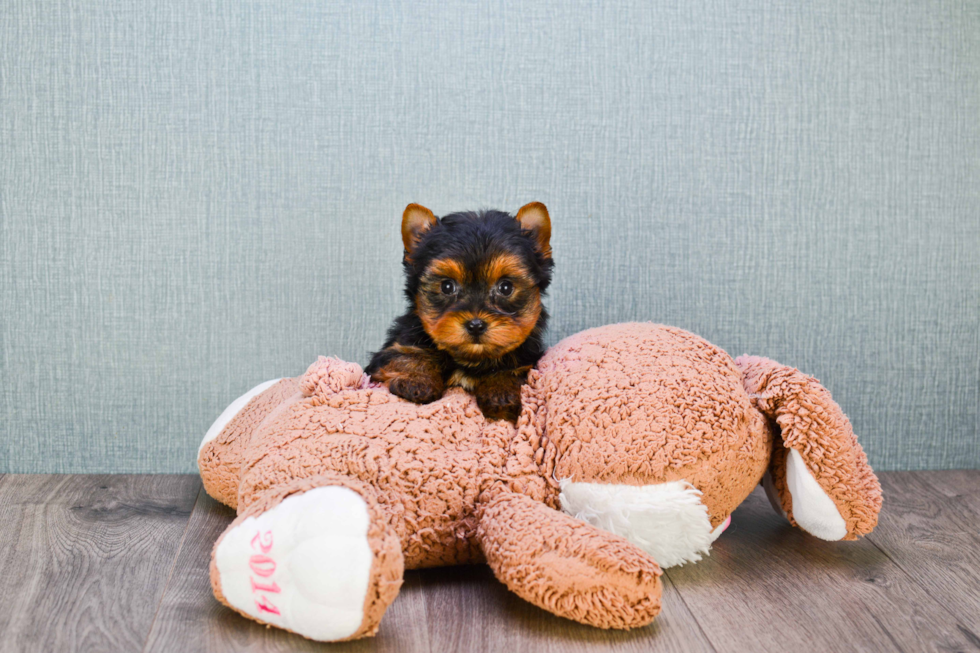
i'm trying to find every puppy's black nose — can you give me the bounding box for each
[465,318,487,336]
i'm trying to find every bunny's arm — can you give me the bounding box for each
[477,492,662,629]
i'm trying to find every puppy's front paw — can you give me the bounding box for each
[475,385,522,423]
[368,349,446,404]
[387,375,444,404]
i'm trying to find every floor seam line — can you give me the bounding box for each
[662,568,720,653]
[139,481,203,653]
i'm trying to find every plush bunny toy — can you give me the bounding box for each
[198,322,881,642]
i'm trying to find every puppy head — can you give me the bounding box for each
[400,202,553,363]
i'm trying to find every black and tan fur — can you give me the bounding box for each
[366,203,554,422]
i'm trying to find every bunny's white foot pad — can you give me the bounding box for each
[213,487,373,641]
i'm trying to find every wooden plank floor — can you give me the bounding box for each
[0,472,978,653]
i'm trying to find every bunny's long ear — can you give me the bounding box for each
[736,355,882,541]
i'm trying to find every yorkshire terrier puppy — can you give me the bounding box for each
[366,202,554,422]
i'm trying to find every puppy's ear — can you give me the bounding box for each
[401,203,438,257]
[515,202,552,258]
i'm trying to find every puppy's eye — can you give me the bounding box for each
[440,279,457,295]
[496,280,514,296]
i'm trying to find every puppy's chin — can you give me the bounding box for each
[436,338,523,364]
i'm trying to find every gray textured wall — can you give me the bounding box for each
[1,0,978,473]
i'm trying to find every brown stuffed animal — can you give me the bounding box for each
[197,322,881,642]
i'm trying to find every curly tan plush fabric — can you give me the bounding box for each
[530,324,773,528]
[478,492,662,628]
[736,355,882,539]
[199,322,882,642]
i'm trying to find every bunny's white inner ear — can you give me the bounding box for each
[785,448,848,540]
